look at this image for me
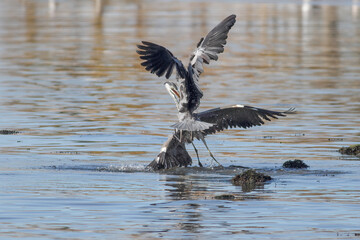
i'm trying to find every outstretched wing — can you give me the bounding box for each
[195,105,295,136]
[189,14,236,82]
[137,41,186,79]
[179,15,236,113]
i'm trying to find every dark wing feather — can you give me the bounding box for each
[147,132,192,170]
[184,64,203,112]
[179,15,236,113]
[195,105,295,136]
[189,14,236,82]
[137,41,186,79]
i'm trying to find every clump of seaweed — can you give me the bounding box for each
[232,169,271,192]
[283,159,309,169]
[339,144,360,156]
[214,194,235,200]
[0,130,19,135]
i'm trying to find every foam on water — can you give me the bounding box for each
[42,164,150,173]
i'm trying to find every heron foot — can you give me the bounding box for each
[200,137,223,168]
[191,142,203,167]
[209,152,223,168]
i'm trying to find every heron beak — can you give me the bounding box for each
[164,82,180,105]
[171,88,180,99]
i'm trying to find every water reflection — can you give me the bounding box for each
[161,168,269,200]
[165,176,196,200]
[353,0,360,18]
[161,175,210,234]
[175,203,203,233]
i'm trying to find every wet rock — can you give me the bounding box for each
[232,169,272,192]
[214,194,235,200]
[228,165,250,169]
[0,130,19,135]
[339,144,360,156]
[283,159,309,169]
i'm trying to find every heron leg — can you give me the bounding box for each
[191,142,203,167]
[200,137,222,167]
[173,129,181,142]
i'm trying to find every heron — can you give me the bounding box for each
[137,14,294,170]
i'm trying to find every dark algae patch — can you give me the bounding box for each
[232,169,272,185]
[339,144,360,156]
[232,169,272,192]
[283,159,309,169]
[214,194,235,200]
[0,130,19,135]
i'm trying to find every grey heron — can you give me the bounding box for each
[137,14,294,170]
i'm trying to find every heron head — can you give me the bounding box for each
[164,82,180,108]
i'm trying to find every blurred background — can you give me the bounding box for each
[0,0,359,164]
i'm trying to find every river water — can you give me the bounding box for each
[0,0,360,239]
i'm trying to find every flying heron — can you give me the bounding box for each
[137,14,294,170]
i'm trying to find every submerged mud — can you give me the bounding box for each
[282,159,309,169]
[231,169,272,192]
[339,145,360,156]
[0,130,19,135]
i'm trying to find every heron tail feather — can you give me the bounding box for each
[171,119,213,132]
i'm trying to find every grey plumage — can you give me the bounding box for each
[137,14,237,121]
[196,106,295,136]
[171,119,213,132]
[136,41,186,79]
[190,14,237,87]
[148,132,192,170]
[137,15,294,170]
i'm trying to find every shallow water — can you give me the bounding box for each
[1,0,360,239]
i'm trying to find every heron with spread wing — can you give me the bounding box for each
[137,15,294,170]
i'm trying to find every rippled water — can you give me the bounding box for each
[1,0,360,239]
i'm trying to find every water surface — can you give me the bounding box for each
[0,0,360,239]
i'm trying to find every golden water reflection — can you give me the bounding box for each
[0,0,359,161]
